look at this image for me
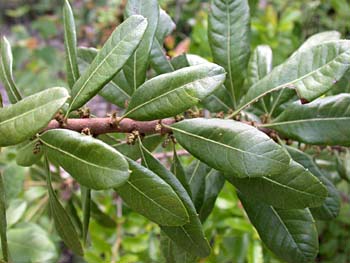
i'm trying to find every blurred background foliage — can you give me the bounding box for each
[1,0,350,262]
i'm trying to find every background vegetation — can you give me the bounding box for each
[1,0,350,262]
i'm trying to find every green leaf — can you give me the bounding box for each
[294,31,341,55]
[6,199,27,227]
[186,160,225,222]
[124,0,159,90]
[208,0,251,107]
[0,36,22,104]
[45,157,83,256]
[6,223,58,262]
[171,118,290,178]
[99,133,163,160]
[2,164,26,201]
[0,87,69,147]
[286,146,340,220]
[68,15,148,111]
[115,158,189,226]
[269,31,342,116]
[124,63,226,120]
[160,232,198,263]
[150,8,175,75]
[90,200,116,228]
[239,194,319,263]
[139,145,211,257]
[63,0,80,89]
[261,94,350,146]
[16,139,43,167]
[246,45,273,111]
[171,149,191,196]
[77,47,131,108]
[39,129,129,190]
[228,160,328,209]
[186,54,233,112]
[81,187,91,245]
[237,40,350,114]
[0,173,9,261]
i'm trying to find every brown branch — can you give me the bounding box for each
[44,117,175,135]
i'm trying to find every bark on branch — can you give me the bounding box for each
[45,117,175,135]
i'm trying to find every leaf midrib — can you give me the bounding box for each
[126,180,185,222]
[70,18,145,109]
[125,73,225,118]
[40,138,120,173]
[171,125,287,165]
[0,96,66,127]
[261,116,350,127]
[236,47,350,114]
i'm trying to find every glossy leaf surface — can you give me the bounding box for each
[171,118,290,178]
[208,0,250,106]
[238,40,350,113]
[69,15,147,111]
[0,87,69,147]
[239,194,319,263]
[115,158,189,226]
[228,160,328,209]
[124,0,159,90]
[63,0,80,89]
[286,146,340,220]
[0,36,22,103]
[77,47,131,108]
[40,129,129,190]
[125,63,226,120]
[140,145,211,257]
[263,94,350,146]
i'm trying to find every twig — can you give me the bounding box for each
[44,117,175,135]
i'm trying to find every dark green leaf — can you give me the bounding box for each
[171,149,191,196]
[185,160,225,222]
[208,0,251,106]
[286,146,340,220]
[228,160,328,209]
[0,36,22,103]
[63,0,80,89]
[45,157,83,256]
[40,129,129,190]
[115,158,189,226]
[0,87,69,147]
[124,0,159,90]
[150,9,175,75]
[90,200,116,228]
[77,47,131,108]
[237,40,350,114]
[81,187,91,245]
[246,45,273,111]
[160,232,198,263]
[171,118,290,177]
[16,139,43,167]
[261,94,350,146]
[140,145,211,257]
[68,15,148,111]
[124,63,226,120]
[239,194,319,263]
